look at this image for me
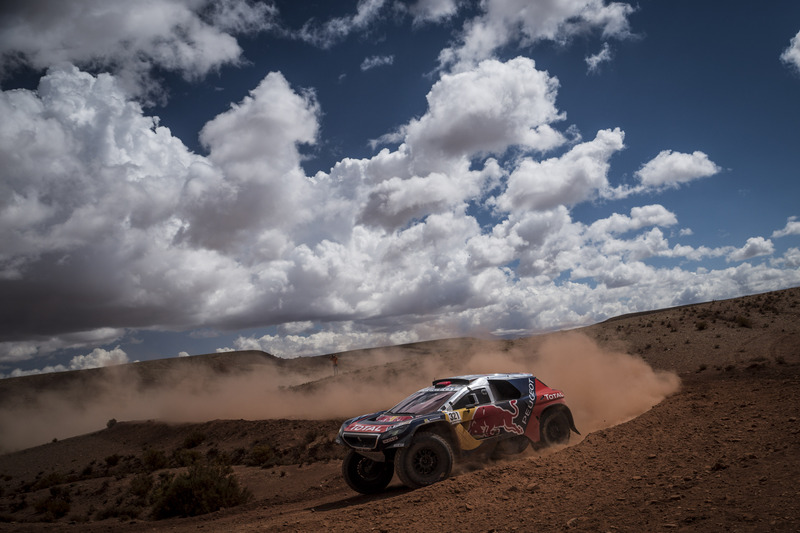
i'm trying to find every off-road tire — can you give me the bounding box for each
[395,433,453,489]
[540,409,571,447]
[342,450,394,494]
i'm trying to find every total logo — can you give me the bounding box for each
[347,423,388,433]
[541,392,564,401]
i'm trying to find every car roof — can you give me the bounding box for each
[432,373,532,386]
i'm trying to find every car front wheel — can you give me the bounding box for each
[395,432,453,489]
[342,450,395,494]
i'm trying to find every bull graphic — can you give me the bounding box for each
[467,400,525,439]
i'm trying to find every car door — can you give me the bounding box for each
[465,386,526,439]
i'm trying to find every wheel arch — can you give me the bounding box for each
[410,421,459,454]
[541,404,580,435]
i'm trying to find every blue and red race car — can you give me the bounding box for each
[336,373,579,493]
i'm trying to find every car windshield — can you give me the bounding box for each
[388,390,457,415]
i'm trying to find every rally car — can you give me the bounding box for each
[336,373,579,494]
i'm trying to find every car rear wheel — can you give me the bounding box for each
[540,409,570,447]
[342,450,394,494]
[395,433,453,489]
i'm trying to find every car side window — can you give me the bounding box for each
[489,380,521,401]
[452,393,473,409]
[452,387,491,409]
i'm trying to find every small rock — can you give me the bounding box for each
[709,460,728,471]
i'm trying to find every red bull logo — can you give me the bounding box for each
[467,400,525,439]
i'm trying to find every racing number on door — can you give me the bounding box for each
[447,411,462,423]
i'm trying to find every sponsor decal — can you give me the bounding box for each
[541,392,564,401]
[375,415,413,423]
[467,401,525,439]
[345,423,391,433]
[520,377,536,427]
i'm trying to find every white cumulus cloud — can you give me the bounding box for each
[0,65,259,347]
[772,216,800,238]
[0,0,277,100]
[3,346,128,378]
[439,0,634,71]
[185,72,321,254]
[635,150,721,188]
[495,128,625,212]
[781,30,800,72]
[727,237,775,263]
[407,0,461,25]
[403,57,566,172]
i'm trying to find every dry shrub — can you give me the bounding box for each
[141,449,168,472]
[128,472,154,500]
[182,430,206,449]
[34,486,70,521]
[246,444,277,468]
[149,464,251,519]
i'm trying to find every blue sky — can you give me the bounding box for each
[1,0,799,376]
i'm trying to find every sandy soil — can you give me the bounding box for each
[0,287,798,532]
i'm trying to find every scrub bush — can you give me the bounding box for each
[150,464,251,519]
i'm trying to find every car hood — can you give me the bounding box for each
[342,412,423,434]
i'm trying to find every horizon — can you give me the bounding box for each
[2,285,794,380]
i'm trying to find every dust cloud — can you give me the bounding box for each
[472,333,682,435]
[0,334,679,452]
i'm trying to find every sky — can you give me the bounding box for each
[1,0,799,377]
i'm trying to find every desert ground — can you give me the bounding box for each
[0,287,798,531]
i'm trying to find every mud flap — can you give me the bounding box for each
[566,410,580,435]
